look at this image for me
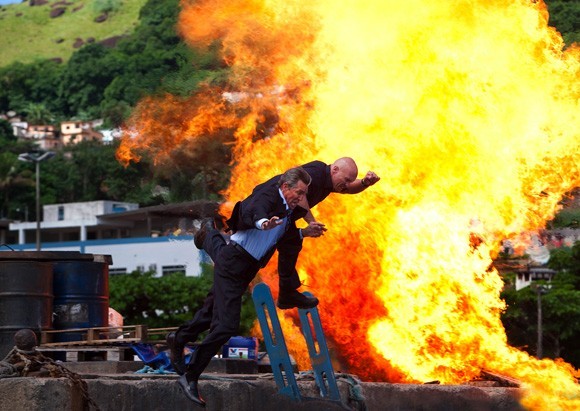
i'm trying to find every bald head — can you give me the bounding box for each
[330,157,358,193]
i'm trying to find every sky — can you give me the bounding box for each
[0,0,21,5]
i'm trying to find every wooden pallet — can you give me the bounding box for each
[40,325,177,347]
[37,346,137,362]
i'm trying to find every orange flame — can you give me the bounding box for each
[118,0,580,408]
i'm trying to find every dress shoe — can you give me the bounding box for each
[194,218,215,250]
[214,212,228,231]
[178,374,206,407]
[277,290,319,310]
[166,331,186,375]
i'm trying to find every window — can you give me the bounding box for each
[162,265,186,276]
[109,268,127,275]
[58,206,64,221]
[112,204,128,213]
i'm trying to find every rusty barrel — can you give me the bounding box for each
[0,261,53,358]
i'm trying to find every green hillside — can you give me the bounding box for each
[0,0,148,67]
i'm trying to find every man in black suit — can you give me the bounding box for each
[274,157,380,307]
[175,166,312,407]
[167,157,380,377]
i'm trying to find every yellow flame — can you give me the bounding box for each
[119,0,580,408]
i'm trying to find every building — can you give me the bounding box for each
[6,200,218,277]
[60,120,104,145]
[1,114,107,148]
[514,266,556,291]
[24,124,62,150]
[0,219,18,246]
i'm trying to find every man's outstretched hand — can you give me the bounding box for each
[301,221,327,238]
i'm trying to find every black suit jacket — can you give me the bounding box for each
[226,179,295,267]
[226,179,290,233]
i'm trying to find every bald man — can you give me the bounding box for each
[274,157,380,308]
[168,158,380,374]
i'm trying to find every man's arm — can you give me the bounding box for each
[297,197,315,223]
[345,170,380,194]
[242,185,285,229]
[295,196,326,237]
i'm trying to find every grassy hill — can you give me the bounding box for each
[0,0,149,68]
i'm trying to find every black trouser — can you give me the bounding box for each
[275,224,303,292]
[175,229,225,346]
[186,242,260,380]
[175,226,303,347]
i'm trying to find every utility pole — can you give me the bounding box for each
[18,151,55,251]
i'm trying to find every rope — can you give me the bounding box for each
[255,370,367,410]
[0,360,19,378]
[0,346,101,410]
[335,373,367,411]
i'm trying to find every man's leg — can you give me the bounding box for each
[276,227,318,309]
[202,229,227,262]
[167,290,214,374]
[276,226,303,292]
[179,246,258,404]
[168,227,227,374]
[194,219,228,261]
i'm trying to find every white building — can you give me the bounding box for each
[60,120,104,145]
[7,200,218,277]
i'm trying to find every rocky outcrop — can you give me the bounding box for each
[99,35,126,48]
[49,7,65,18]
[94,13,107,23]
[72,38,84,48]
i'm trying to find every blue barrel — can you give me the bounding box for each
[0,261,53,358]
[222,336,258,360]
[52,261,109,342]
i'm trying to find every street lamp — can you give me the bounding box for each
[532,283,551,359]
[18,151,55,251]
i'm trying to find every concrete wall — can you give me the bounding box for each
[0,376,524,411]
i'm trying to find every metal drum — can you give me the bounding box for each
[0,261,53,358]
[52,261,109,342]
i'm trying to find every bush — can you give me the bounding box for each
[548,208,580,228]
[109,269,213,332]
[109,266,258,340]
[93,0,122,15]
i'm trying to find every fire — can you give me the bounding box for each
[118,0,580,408]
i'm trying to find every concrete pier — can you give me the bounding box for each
[0,371,524,411]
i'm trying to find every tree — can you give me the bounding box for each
[0,119,14,142]
[0,60,63,114]
[57,43,124,118]
[40,140,158,205]
[108,269,211,330]
[22,102,54,125]
[108,265,257,338]
[546,0,580,45]
[0,120,39,219]
[501,242,580,368]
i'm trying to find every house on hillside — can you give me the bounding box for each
[11,121,28,139]
[514,266,556,291]
[24,124,62,150]
[60,120,104,145]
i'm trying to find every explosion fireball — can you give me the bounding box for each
[118,1,580,409]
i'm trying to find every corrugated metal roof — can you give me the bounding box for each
[97,200,220,222]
